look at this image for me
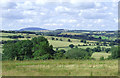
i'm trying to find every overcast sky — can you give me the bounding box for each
[0,0,118,30]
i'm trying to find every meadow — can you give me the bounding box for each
[2,59,118,76]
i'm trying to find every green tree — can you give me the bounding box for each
[100,56,104,60]
[53,50,66,59]
[69,44,74,48]
[32,36,55,60]
[2,42,18,60]
[110,46,120,59]
[65,48,92,59]
[51,37,55,40]
[60,38,63,41]
[68,39,71,42]
[2,36,55,60]
[56,38,58,40]
[2,40,33,60]
[105,48,110,53]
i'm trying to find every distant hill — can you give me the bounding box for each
[19,27,47,31]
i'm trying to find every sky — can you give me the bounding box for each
[0,0,119,31]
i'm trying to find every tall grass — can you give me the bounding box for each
[2,59,118,76]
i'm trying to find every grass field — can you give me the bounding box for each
[2,59,118,76]
[48,40,84,47]
[91,52,111,60]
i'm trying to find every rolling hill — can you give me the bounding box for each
[19,27,47,31]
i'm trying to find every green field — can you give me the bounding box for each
[91,52,111,60]
[48,40,84,47]
[2,59,118,76]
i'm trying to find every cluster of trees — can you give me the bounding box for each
[1,30,36,34]
[2,36,94,60]
[2,35,119,60]
[68,43,111,53]
[51,36,118,47]
[2,36,55,60]
[108,46,120,59]
[7,35,24,39]
[65,48,93,59]
[51,37,63,41]
[0,40,19,44]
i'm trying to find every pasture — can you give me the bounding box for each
[2,59,118,76]
[91,52,111,60]
[1,31,118,76]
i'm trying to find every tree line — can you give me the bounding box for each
[2,36,119,61]
[2,36,93,60]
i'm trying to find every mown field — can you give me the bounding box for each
[2,59,118,76]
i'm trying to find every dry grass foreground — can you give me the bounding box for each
[2,59,118,76]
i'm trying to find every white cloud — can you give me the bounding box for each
[44,23,63,26]
[101,25,105,27]
[56,19,77,23]
[18,19,33,23]
[35,0,47,5]
[69,19,77,23]
[114,18,118,23]
[94,19,102,23]
[1,1,118,30]
[40,12,46,15]
[23,10,37,15]
[55,6,71,12]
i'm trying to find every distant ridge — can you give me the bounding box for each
[19,27,47,31]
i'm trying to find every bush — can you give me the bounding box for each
[51,37,55,40]
[26,36,31,38]
[100,56,104,60]
[60,38,63,41]
[56,38,58,40]
[65,48,92,59]
[81,40,86,43]
[107,55,112,60]
[68,39,71,42]
[53,50,66,59]
[110,46,119,59]
[105,48,111,53]
[93,46,101,52]
[69,44,74,48]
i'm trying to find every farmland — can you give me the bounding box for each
[1,30,119,76]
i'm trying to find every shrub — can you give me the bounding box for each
[105,48,111,53]
[69,44,74,48]
[75,46,78,48]
[65,48,92,59]
[107,55,112,60]
[26,36,31,38]
[93,46,101,52]
[68,39,71,42]
[51,37,55,40]
[60,38,63,41]
[56,38,58,40]
[100,56,104,60]
[53,50,66,59]
[110,46,120,59]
